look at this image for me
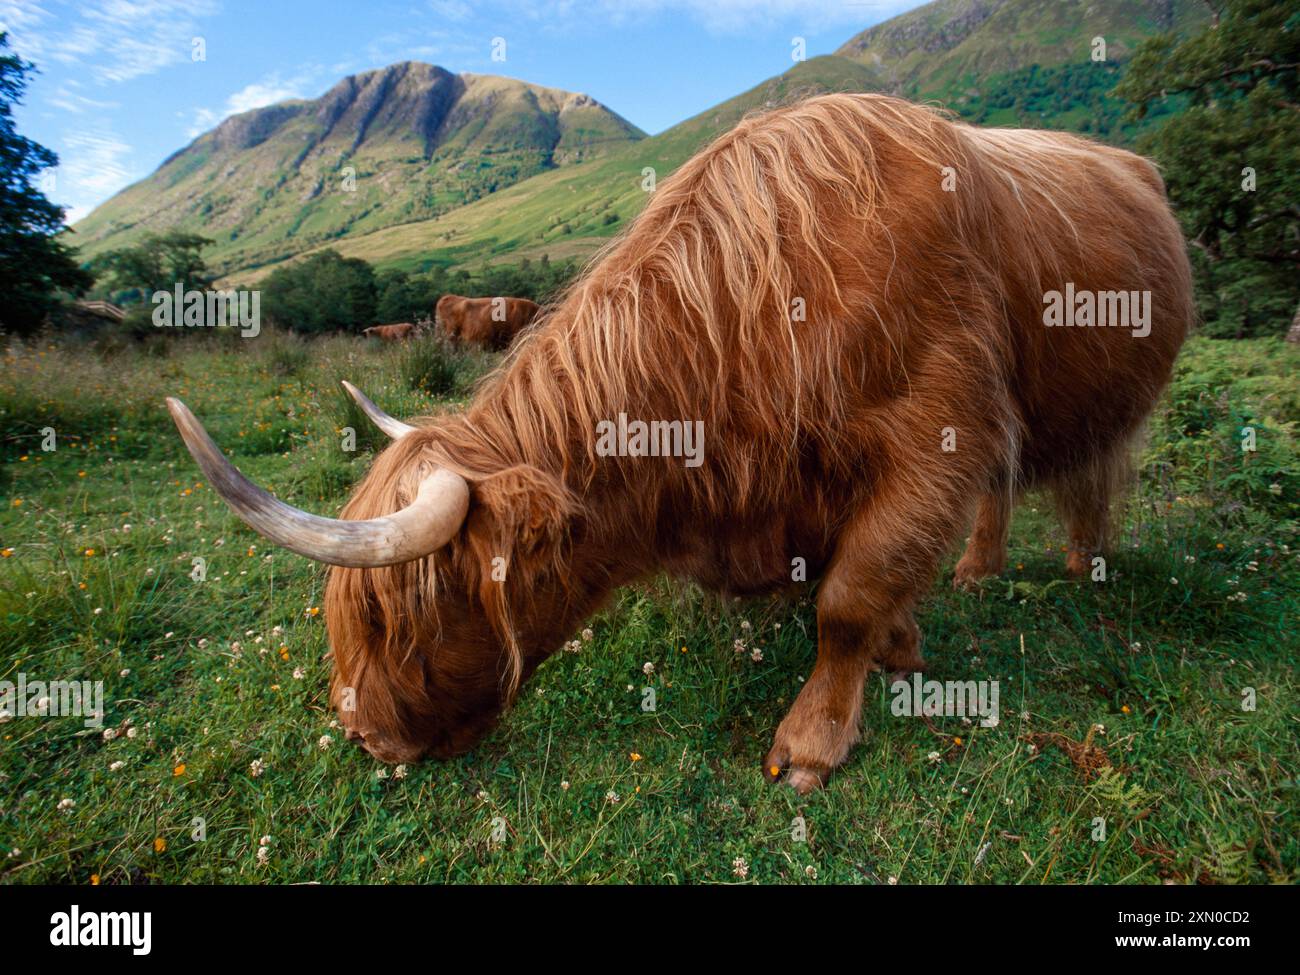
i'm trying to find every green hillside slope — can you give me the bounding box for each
[227,56,888,282]
[72,63,644,275]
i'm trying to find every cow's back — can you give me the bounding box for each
[957,126,1193,479]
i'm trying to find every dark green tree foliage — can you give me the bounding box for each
[262,250,580,334]
[369,255,580,327]
[467,254,578,305]
[261,250,378,333]
[0,33,92,336]
[960,62,1150,138]
[1115,0,1300,337]
[92,231,214,304]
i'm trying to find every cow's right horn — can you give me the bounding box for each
[166,398,468,567]
[341,381,417,439]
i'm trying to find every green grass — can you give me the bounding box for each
[0,333,1296,884]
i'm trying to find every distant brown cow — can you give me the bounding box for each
[362,322,417,341]
[435,295,540,350]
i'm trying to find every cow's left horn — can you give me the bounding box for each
[165,398,468,567]
[341,381,416,439]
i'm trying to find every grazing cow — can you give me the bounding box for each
[435,294,540,350]
[363,322,418,341]
[168,94,1192,792]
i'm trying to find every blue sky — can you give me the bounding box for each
[0,0,924,224]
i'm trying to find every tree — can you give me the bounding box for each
[262,250,377,333]
[92,231,214,304]
[1115,0,1300,338]
[0,32,93,336]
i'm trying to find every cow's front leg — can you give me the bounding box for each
[763,441,983,789]
[764,605,921,793]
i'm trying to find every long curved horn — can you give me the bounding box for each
[341,380,416,439]
[166,398,468,567]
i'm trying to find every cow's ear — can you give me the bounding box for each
[469,465,573,559]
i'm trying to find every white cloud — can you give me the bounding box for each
[0,0,52,37]
[56,127,136,223]
[1,0,221,85]
[48,81,120,114]
[185,69,321,139]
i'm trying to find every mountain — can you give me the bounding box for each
[71,62,644,274]
[227,55,890,282]
[836,0,1208,96]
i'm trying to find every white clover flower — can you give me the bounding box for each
[581,628,593,642]
[750,648,763,663]
[249,758,266,777]
[642,661,655,676]
[318,734,333,750]
[57,798,75,811]
[394,764,408,780]
[732,856,749,879]
[109,761,125,772]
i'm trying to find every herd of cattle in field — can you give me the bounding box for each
[362,294,541,349]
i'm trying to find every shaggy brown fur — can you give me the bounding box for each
[435,295,541,350]
[325,94,1192,790]
[362,322,418,341]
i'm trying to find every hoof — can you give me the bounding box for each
[953,555,1001,590]
[763,750,830,794]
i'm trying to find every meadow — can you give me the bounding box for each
[0,329,1296,884]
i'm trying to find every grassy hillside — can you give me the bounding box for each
[1,333,1295,883]
[220,0,1214,282]
[225,56,888,283]
[72,63,644,276]
[836,0,1209,97]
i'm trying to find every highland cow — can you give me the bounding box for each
[435,294,540,350]
[362,322,418,341]
[168,94,1193,792]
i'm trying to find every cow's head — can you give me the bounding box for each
[166,382,576,763]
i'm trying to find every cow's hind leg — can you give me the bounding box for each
[953,470,1013,588]
[1051,437,1134,578]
